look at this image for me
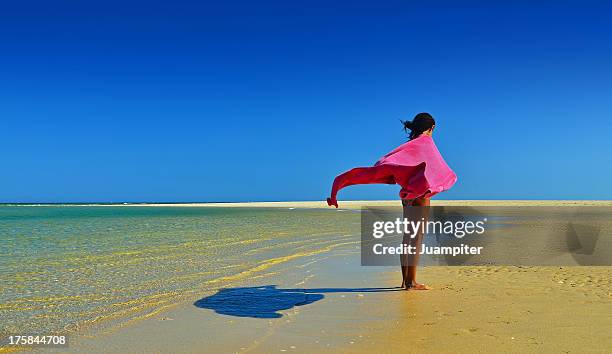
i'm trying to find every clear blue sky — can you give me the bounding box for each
[1,1,611,202]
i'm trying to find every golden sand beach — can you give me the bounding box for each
[68,255,612,353]
[53,200,612,353]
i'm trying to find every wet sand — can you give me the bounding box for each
[67,232,612,353]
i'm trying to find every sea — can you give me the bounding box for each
[0,205,361,336]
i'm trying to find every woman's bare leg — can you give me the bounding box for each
[401,196,430,290]
[400,199,411,288]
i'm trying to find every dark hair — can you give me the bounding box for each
[401,112,435,140]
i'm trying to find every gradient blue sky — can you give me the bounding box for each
[1,1,611,202]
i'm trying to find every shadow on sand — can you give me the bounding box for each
[194,285,399,318]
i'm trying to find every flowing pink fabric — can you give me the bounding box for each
[327,135,457,208]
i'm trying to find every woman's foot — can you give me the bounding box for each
[404,282,430,290]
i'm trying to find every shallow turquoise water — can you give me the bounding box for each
[0,206,361,335]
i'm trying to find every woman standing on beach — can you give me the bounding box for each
[327,113,457,290]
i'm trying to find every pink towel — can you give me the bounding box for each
[327,135,457,208]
